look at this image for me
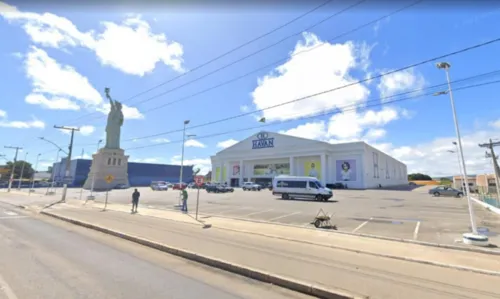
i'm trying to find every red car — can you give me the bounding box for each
[173,183,187,190]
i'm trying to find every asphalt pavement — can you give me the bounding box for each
[8,186,500,246]
[0,201,312,299]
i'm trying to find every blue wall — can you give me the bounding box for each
[52,159,194,187]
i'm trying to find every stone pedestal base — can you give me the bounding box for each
[83,148,129,191]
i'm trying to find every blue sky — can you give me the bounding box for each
[0,1,499,176]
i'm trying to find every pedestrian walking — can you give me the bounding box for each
[181,187,188,213]
[131,188,140,213]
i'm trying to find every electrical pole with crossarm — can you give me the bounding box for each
[4,146,23,193]
[54,125,79,202]
[479,139,500,199]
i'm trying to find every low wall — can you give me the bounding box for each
[409,180,440,186]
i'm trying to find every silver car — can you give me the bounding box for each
[428,186,463,197]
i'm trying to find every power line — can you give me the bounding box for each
[64,0,344,125]
[66,0,413,126]
[125,78,500,151]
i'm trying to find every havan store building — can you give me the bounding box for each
[210,131,408,189]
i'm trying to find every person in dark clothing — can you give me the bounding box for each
[131,188,140,213]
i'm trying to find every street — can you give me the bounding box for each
[23,186,500,246]
[0,202,312,299]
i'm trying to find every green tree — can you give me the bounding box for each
[5,160,34,179]
[408,173,433,181]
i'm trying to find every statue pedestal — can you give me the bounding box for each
[83,148,129,191]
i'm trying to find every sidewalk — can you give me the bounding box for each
[40,201,500,299]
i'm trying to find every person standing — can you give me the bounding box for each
[181,187,188,213]
[131,188,140,213]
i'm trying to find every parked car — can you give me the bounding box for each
[242,182,262,191]
[173,183,187,190]
[151,181,168,191]
[428,186,463,197]
[206,184,233,193]
[329,183,346,189]
[114,184,129,189]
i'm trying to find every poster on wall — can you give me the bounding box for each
[215,167,221,182]
[336,159,357,181]
[253,163,290,176]
[232,164,240,176]
[222,167,227,181]
[304,160,321,179]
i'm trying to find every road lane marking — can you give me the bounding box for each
[352,217,372,233]
[241,209,274,217]
[3,211,18,216]
[413,221,421,240]
[217,207,251,215]
[267,212,301,222]
[0,271,18,299]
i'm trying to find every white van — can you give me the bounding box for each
[272,175,333,201]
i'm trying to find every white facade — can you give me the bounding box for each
[210,131,408,189]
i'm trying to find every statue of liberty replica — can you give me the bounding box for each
[83,87,130,192]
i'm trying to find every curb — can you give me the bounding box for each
[212,225,500,277]
[197,212,500,256]
[40,210,365,299]
[0,200,26,210]
[471,197,500,215]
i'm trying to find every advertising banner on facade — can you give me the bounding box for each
[215,167,220,182]
[232,164,240,176]
[336,159,357,181]
[222,167,227,181]
[304,160,321,179]
[253,163,290,176]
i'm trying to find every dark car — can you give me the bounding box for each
[114,184,129,189]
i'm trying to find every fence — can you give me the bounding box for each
[475,193,500,208]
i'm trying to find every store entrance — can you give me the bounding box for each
[254,178,272,186]
[230,178,239,187]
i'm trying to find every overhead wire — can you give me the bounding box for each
[116,35,500,143]
[65,0,399,126]
[124,78,500,151]
[63,0,347,125]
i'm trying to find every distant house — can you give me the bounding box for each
[452,175,477,191]
[0,165,9,180]
[476,174,498,194]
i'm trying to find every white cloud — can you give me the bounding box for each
[489,119,500,129]
[1,3,184,76]
[79,125,95,136]
[364,128,387,140]
[169,155,211,175]
[25,93,80,110]
[24,47,102,107]
[130,157,162,164]
[279,122,327,140]
[185,139,206,148]
[377,68,426,101]
[96,103,144,120]
[151,138,170,143]
[0,109,45,129]
[216,139,238,149]
[251,32,370,122]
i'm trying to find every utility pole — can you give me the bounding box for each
[4,146,22,192]
[17,151,28,190]
[479,139,500,200]
[54,125,79,202]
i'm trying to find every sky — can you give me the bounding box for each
[0,1,500,177]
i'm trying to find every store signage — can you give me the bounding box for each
[252,132,274,149]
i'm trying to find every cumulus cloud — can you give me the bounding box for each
[170,155,211,175]
[0,109,45,129]
[377,68,426,101]
[184,139,206,148]
[216,139,238,149]
[1,3,184,76]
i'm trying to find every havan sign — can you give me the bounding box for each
[252,132,274,149]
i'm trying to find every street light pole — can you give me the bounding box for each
[18,152,28,190]
[30,153,41,194]
[179,120,190,190]
[4,146,22,192]
[448,145,466,190]
[436,62,486,245]
[47,149,61,195]
[54,125,80,203]
[89,139,103,197]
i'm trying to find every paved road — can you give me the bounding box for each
[7,187,500,246]
[0,202,312,299]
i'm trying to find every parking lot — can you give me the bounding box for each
[17,185,500,247]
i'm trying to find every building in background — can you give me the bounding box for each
[452,175,477,192]
[0,165,8,180]
[52,158,194,187]
[476,174,498,194]
[34,171,52,181]
[211,131,408,189]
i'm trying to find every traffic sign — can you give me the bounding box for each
[195,176,204,186]
[105,175,114,184]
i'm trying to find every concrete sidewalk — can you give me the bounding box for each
[62,199,500,273]
[39,202,500,299]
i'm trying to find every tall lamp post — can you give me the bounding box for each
[447,144,466,190]
[30,153,41,194]
[435,61,488,246]
[17,152,28,190]
[89,139,103,197]
[47,149,62,195]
